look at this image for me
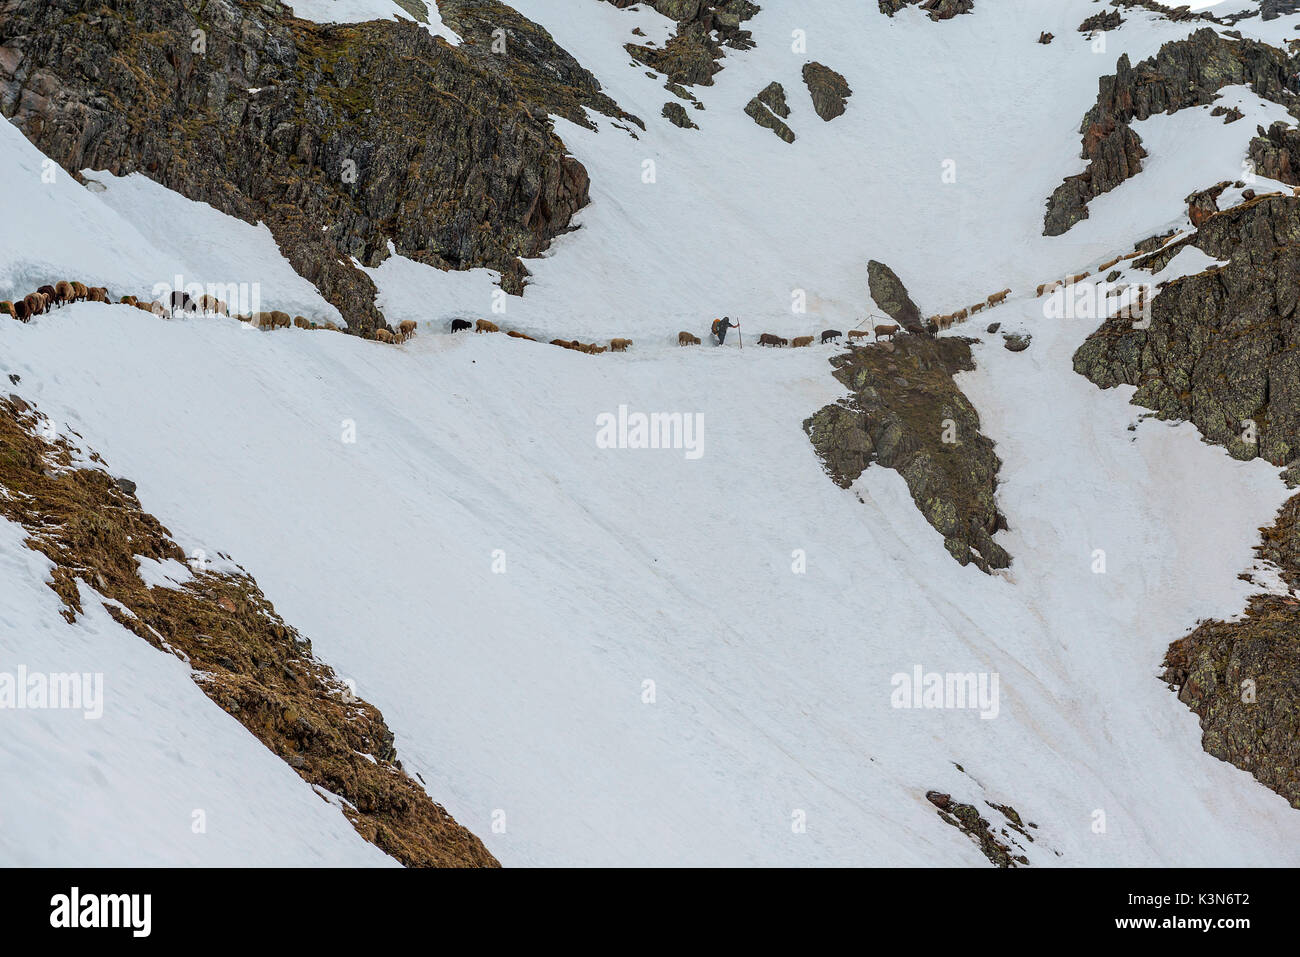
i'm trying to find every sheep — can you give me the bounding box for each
[821,329,842,343]
[147,301,166,317]
[1099,256,1122,272]
[550,339,573,347]
[678,331,700,346]
[398,320,418,341]
[564,340,585,351]
[791,335,814,348]
[55,281,74,305]
[24,292,45,316]
[610,337,632,352]
[374,328,396,343]
[847,329,870,340]
[271,311,291,329]
[88,287,108,303]
[1038,279,1062,297]
[507,330,537,341]
[119,295,138,306]
[451,318,472,333]
[71,281,88,302]
[874,323,900,341]
[954,308,969,322]
[0,301,14,320]
[475,318,499,333]
[169,291,195,315]
[320,321,340,331]
[1067,272,1090,285]
[969,302,985,314]
[252,311,276,329]
[986,288,1010,307]
[12,299,29,321]
[38,284,57,307]
[758,333,788,347]
[134,301,153,313]
[935,314,954,331]
[293,316,312,329]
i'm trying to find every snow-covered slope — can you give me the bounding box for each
[4,0,1300,866]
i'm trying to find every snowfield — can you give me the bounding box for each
[4,0,1300,866]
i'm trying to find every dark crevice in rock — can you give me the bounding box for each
[804,334,1010,573]
[1042,28,1299,237]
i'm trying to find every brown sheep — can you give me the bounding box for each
[0,301,15,320]
[70,281,88,302]
[320,321,340,331]
[55,281,74,305]
[374,328,396,343]
[564,340,585,351]
[954,308,969,322]
[147,301,166,317]
[12,299,29,321]
[271,311,291,329]
[1098,256,1121,272]
[986,289,1009,307]
[791,335,814,348]
[968,302,984,314]
[847,329,870,340]
[38,284,57,306]
[506,330,536,341]
[1038,280,1062,296]
[134,301,153,313]
[610,338,632,352]
[24,292,44,316]
[293,316,312,330]
[678,331,700,346]
[1068,272,1090,285]
[475,318,499,334]
[252,311,275,329]
[88,287,108,303]
[398,320,418,340]
[550,338,572,348]
[758,333,787,347]
[874,323,900,341]
[935,314,954,331]
[119,295,138,306]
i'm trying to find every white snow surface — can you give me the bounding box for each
[3,0,1300,866]
[283,0,460,43]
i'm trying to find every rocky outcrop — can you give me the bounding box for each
[878,0,975,20]
[0,395,498,866]
[802,62,852,121]
[609,0,760,87]
[1186,180,1232,227]
[925,790,1032,867]
[0,0,630,332]
[867,259,926,334]
[1073,192,1300,466]
[662,101,698,129]
[1043,29,1299,236]
[1162,495,1300,810]
[1078,10,1123,33]
[1249,121,1300,186]
[804,334,1010,572]
[745,81,795,142]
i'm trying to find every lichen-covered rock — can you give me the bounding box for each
[1073,193,1300,467]
[867,260,926,334]
[1043,29,1299,236]
[803,335,1010,572]
[801,62,852,121]
[662,101,699,129]
[1249,121,1300,186]
[745,82,795,142]
[611,0,760,87]
[879,0,975,21]
[1002,333,1031,352]
[1078,10,1123,33]
[0,0,632,332]
[1162,499,1300,810]
[1186,180,1232,227]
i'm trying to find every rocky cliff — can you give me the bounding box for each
[1043,29,1298,236]
[0,0,630,333]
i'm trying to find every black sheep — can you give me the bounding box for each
[820,329,842,344]
[450,318,472,333]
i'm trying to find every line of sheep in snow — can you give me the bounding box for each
[452,316,634,353]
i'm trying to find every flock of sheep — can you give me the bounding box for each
[453,316,633,352]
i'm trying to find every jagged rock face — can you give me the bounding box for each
[662,101,698,129]
[1162,493,1300,810]
[1249,120,1300,185]
[745,81,795,142]
[867,259,925,333]
[1078,10,1123,33]
[1186,180,1232,227]
[1043,29,1298,236]
[878,0,974,20]
[0,0,623,332]
[1074,194,1300,466]
[612,0,759,87]
[802,62,852,121]
[804,335,1010,573]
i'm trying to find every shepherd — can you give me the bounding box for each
[711,316,738,345]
